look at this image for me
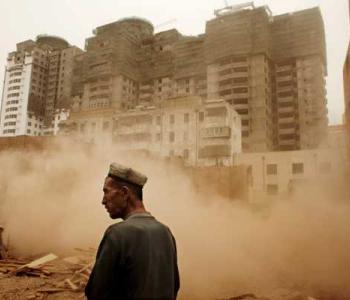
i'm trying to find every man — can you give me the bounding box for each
[85,162,180,300]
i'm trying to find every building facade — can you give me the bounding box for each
[0,36,82,137]
[69,4,327,152]
[1,4,327,149]
[62,96,242,166]
[235,149,345,198]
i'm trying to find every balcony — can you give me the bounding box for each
[276,75,293,82]
[277,97,294,103]
[233,103,249,110]
[278,117,296,124]
[232,92,249,99]
[278,106,295,114]
[279,140,297,146]
[217,62,248,72]
[204,116,228,126]
[200,126,231,139]
[198,144,231,158]
[278,128,296,135]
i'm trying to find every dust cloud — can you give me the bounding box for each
[0,138,349,299]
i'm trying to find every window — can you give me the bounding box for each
[10,72,22,77]
[170,114,175,125]
[7,93,20,98]
[183,149,189,159]
[80,124,85,133]
[184,113,189,123]
[6,107,18,112]
[156,116,161,125]
[199,112,204,122]
[169,132,175,142]
[91,122,96,133]
[234,98,248,105]
[266,164,277,175]
[8,85,21,91]
[233,87,248,93]
[242,120,249,126]
[292,163,304,174]
[242,131,249,137]
[236,109,249,115]
[156,133,161,141]
[183,132,188,142]
[267,184,278,195]
[233,66,248,72]
[103,121,110,131]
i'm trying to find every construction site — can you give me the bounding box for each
[61,2,327,155]
[0,132,348,300]
[0,1,350,300]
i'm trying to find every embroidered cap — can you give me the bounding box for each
[108,162,148,187]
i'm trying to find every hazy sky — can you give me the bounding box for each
[0,0,348,124]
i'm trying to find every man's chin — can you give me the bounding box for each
[108,212,120,219]
[109,213,118,219]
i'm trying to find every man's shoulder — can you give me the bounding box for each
[106,216,173,236]
[106,221,128,232]
[105,220,142,235]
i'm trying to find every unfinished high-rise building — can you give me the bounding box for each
[0,35,83,137]
[69,3,328,151]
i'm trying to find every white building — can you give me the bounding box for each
[0,40,44,136]
[60,96,242,166]
[234,149,345,198]
[0,37,82,137]
[113,96,242,166]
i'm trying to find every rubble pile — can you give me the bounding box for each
[0,248,95,300]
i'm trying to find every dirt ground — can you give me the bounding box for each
[0,252,93,300]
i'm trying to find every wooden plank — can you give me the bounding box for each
[27,254,58,268]
[36,288,68,293]
[11,253,57,275]
[65,278,78,291]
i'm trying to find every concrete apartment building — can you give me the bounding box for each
[68,3,327,152]
[235,149,345,199]
[63,96,242,166]
[115,97,242,166]
[0,35,82,137]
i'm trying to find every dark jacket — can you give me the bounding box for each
[85,213,180,300]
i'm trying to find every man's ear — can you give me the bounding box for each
[121,186,130,197]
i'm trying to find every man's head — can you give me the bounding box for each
[102,163,147,220]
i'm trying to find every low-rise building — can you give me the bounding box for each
[113,96,241,166]
[234,149,345,199]
[61,96,241,165]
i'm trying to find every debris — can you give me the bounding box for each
[65,278,78,291]
[0,248,95,298]
[26,253,58,269]
[11,253,58,276]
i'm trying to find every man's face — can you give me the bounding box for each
[102,177,127,219]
